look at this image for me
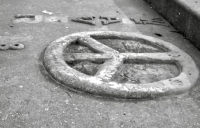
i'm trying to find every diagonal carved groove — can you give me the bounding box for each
[95,57,124,81]
[63,53,112,63]
[77,37,119,54]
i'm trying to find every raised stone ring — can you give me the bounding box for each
[43,31,199,99]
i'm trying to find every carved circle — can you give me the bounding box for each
[43,31,199,99]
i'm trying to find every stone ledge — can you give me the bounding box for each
[143,0,200,49]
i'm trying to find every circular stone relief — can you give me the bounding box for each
[43,31,199,99]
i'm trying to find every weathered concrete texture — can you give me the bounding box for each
[1,0,200,127]
[143,0,200,49]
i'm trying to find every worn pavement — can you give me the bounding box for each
[0,0,200,127]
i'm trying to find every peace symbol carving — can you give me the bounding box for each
[43,31,199,99]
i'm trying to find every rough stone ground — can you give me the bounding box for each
[0,0,200,127]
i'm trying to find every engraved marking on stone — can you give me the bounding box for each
[43,31,199,99]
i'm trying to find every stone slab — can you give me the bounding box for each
[143,0,200,49]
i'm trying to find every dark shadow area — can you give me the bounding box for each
[154,33,163,37]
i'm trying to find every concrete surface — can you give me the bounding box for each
[0,0,200,127]
[143,0,200,50]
